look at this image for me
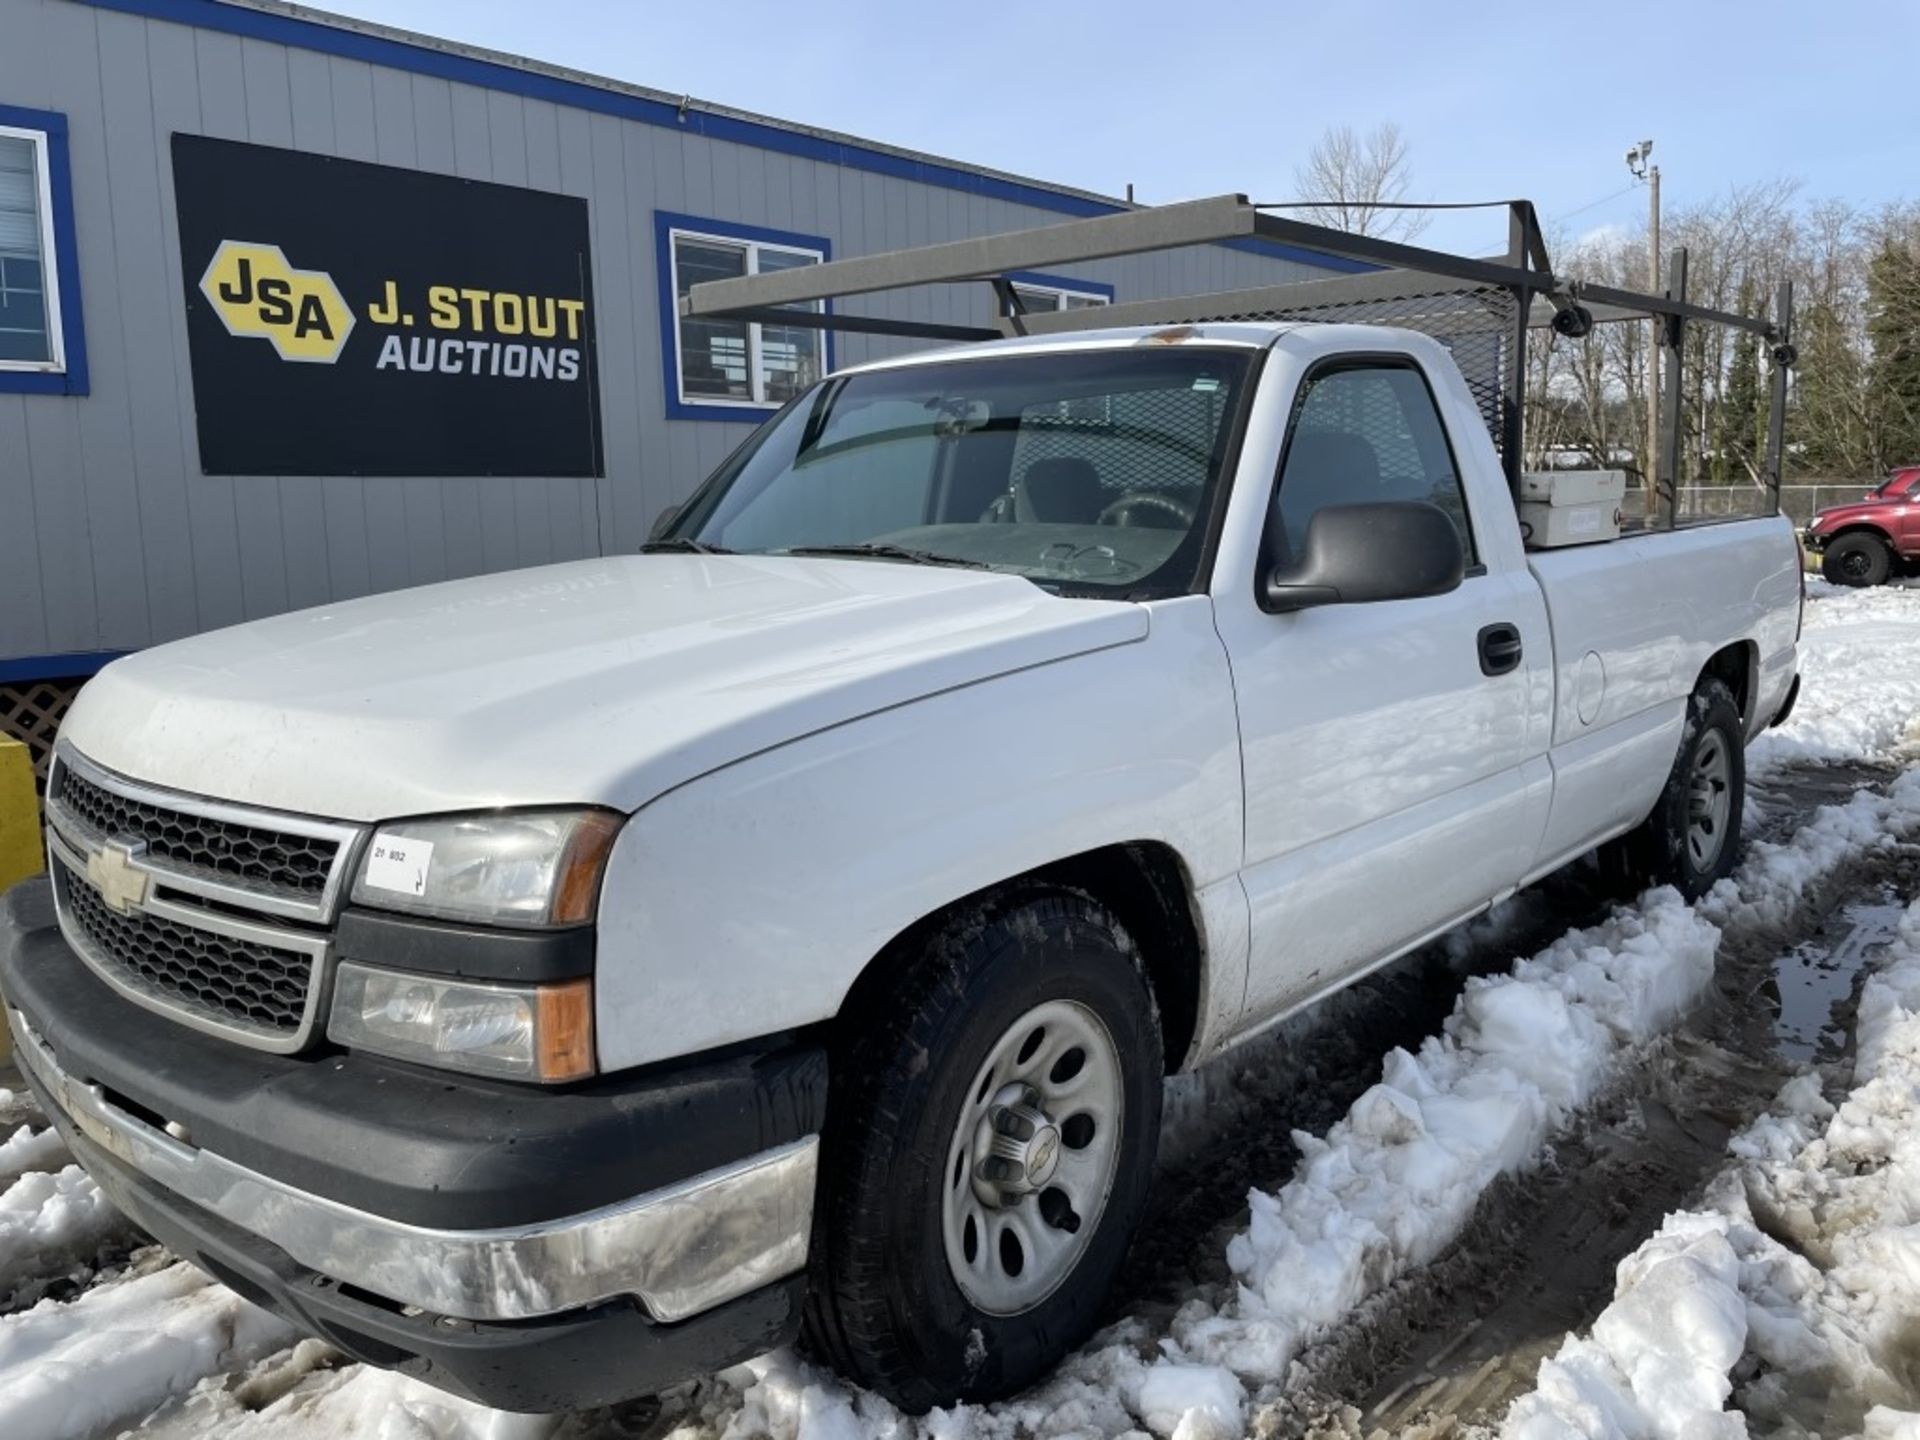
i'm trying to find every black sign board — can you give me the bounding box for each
[172,134,602,478]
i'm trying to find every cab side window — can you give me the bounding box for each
[1273,363,1476,565]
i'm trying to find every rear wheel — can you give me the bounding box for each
[1607,677,1745,900]
[802,890,1163,1412]
[1821,531,1892,587]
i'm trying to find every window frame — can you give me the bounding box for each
[1258,352,1482,610]
[1003,269,1115,316]
[0,105,87,394]
[655,210,832,422]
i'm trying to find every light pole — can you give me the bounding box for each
[1626,140,1660,499]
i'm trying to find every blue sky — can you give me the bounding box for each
[321,0,1917,256]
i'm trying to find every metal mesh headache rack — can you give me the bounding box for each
[680,193,1798,531]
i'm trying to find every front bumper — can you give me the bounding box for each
[1,876,828,1409]
[8,1011,817,1324]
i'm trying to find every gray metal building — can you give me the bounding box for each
[0,0,1358,763]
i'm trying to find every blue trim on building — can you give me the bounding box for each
[74,0,1372,277]
[0,649,126,684]
[656,211,833,423]
[0,104,90,397]
[1004,270,1117,304]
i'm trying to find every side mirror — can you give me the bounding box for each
[1264,501,1466,613]
[646,503,683,542]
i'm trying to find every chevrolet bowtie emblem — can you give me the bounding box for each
[86,840,152,915]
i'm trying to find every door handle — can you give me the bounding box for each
[1478,622,1523,676]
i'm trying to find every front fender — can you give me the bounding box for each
[592,597,1245,1070]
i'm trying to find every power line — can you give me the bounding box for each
[1549,182,1639,226]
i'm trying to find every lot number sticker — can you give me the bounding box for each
[364,834,434,896]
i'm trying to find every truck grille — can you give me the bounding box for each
[55,768,339,897]
[43,748,364,1053]
[62,877,313,1035]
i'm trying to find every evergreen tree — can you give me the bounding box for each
[1717,277,1763,483]
[1866,236,1920,467]
[1795,299,1869,476]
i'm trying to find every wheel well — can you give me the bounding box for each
[1825,524,1894,549]
[1700,640,1757,723]
[836,842,1206,1075]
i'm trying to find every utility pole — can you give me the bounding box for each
[1627,140,1660,499]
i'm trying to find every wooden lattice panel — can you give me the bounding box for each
[0,681,82,794]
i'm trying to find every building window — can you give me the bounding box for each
[0,128,61,366]
[0,105,85,395]
[1004,271,1114,316]
[657,211,831,420]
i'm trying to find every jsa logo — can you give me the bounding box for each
[199,240,354,363]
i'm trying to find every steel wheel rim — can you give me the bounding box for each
[940,998,1124,1316]
[1842,549,1871,580]
[1687,728,1732,870]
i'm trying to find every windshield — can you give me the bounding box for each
[662,347,1256,597]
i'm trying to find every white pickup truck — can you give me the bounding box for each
[2,319,1801,1414]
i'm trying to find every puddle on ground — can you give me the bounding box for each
[1766,894,1907,1063]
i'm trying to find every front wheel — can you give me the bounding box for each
[802,890,1163,1412]
[1821,531,1892,587]
[1607,677,1745,900]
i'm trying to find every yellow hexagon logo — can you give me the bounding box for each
[198,240,354,364]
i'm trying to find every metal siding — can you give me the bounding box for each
[0,0,1341,667]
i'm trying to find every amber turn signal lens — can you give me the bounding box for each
[535,978,595,1082]
[549,811,624,926]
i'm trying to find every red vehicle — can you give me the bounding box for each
[1805,467,1920,586]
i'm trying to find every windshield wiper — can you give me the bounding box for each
[776,543,990,570]
[639,537,734,555]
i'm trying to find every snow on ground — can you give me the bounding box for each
[1498,892,1920,1439]
[0,1259,297,1440]
[0,1162,129,1297]
[0,1124,66,1191]
[1750,583,1920,774]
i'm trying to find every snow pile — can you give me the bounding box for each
[0,1162,127,1294]
[1180,890,1720,1385]
[1502,1211,1750,1440]
[1751,583,1920,772]
[1500,892,1920,1437]
[1704,766,1920,933]
[128,1352,557,1440]
[0,1260,297,1440]
[0,1124,66,1190]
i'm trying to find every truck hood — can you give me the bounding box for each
[60,555,1148,821]
[1811,500,1891,529]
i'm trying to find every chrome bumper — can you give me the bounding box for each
[8,1006,818,1324]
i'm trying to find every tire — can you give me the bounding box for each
[1608,677,1745,900]
[1821,531,1892,587]
[802,889,1163,1412]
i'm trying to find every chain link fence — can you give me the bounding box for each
[1619,483,1875,528]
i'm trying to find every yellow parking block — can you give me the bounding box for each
[0,738,42,1065]
[0,738,39,894]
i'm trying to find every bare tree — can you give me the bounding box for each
[1291,123,1429,241]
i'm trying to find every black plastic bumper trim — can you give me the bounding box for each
[1770,673,1801,730]
[334,906,595,983]
[1,876,828,1230]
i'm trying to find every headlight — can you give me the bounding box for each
[328,963,594,1081]
[350,809,622,928]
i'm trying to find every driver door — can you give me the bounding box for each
[1215,359,1551,1025]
